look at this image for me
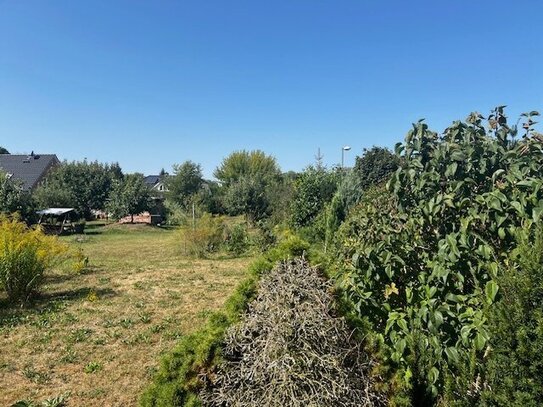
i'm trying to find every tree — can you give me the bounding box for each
[0,146,9,154]
[166,161,204,208]
[222,176,269,221]
[289,166,339,228]
[215,150,282,222]
[214,150,281,186]
[106,173,151,222]
[0,171,35,221]
[34,161,123,218]
[353,146,400,190]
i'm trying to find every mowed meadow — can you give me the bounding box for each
[0,222,254,406]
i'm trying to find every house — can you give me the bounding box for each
[144,175,169,193]
[0,152,60,191]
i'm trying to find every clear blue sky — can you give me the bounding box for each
[1,0,541,178]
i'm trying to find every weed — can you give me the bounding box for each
[139,312,152,324]
[67,327,93,344]
[119,318,134,328]
[86,289,98,302]
[84,361,102,374]
[23,366,50,384]
[60,348,78,364]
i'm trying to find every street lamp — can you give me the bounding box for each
[341,145,351,168]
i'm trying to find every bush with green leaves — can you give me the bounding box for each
[224,223,249,256]
[478,225,543,406]
[178,213,225,258]
[442,225,543,406]
[290,165,339,229]
[334,108,543,402]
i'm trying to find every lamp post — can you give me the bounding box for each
[341,145,351,168]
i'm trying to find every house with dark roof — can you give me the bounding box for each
[144,175,169,193]
[0,152,60,191]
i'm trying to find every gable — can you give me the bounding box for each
[0,153,59,191]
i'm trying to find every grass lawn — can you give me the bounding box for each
[0,222,254,406]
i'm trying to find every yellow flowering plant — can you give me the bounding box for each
[0,215,68,304]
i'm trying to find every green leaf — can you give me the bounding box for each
[395,338,407,355]
[510,200,523,214]
[397,318,409,333]
[485,281,499,303]
[434,310,444,327]
[474,332,486,350]
[428,366,440,384]
[533,204,543,223]
[444,346,460,364]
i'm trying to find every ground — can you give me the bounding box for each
[0,223,254,406]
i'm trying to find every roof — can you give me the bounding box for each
[144,175,161,186]
[0,153,59,190]
[36,208,75,216]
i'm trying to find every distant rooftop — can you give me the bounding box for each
[0,152,59,191]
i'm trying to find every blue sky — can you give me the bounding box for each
[1,0,541,178]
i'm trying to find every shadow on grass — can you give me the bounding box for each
[45,266,102,285]
[0,287,117,329]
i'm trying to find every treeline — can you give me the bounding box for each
[1,147,365,230]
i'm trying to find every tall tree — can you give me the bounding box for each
[214,150,281,221]
[166,161,204,208]
[353,146,400,190]
[0,147,9,154]
[106,173,151,222]
[214,150,281,186]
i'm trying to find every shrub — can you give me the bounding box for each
[334,109,543,402]
[251,221,277,253]
[178,214,225,258]
[353,146,400,191]
[0,215,67,304]
[478,226,543,405]
[224,223,249,256]
[290,165,339,229]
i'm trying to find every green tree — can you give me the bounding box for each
[106,173,151,222]
[353,146,400,190]
[0,171,35,221]
[35,161,123,218]
[215,150,281,222]
[290,166,339,228]
[0,146,9,154]
[222,176,269,221]
[166,161,204,208]
[214,150,281,186]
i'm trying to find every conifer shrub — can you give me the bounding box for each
[0,215,67,304]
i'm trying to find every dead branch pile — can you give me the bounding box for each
[200,259,386,407]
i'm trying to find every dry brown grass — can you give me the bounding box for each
[0,223,254,406]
